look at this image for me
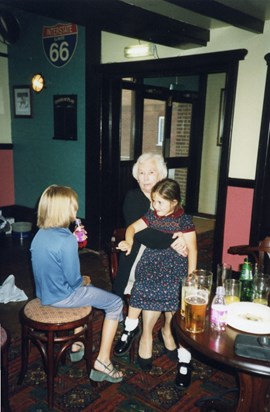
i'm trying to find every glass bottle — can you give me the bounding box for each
[239,258,253,301]
[210,286,227,331]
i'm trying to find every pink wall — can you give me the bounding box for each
[222,186,254,271]
[0,150,15,206]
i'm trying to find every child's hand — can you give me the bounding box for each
[82,275,91,286]
[117,240,132,255]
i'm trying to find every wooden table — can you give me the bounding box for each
[172,311,270,412]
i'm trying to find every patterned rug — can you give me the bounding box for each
[7,310,238,412]
[6,230,239,412]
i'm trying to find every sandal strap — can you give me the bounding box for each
[96,359,121,378]
[73,342,84,348]
[71,342,84,351]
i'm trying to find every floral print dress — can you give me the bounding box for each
[129,208,195,312]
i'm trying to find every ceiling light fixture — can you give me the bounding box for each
[32,73,45,93]
[124,43,155,58]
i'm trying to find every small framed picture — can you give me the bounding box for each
[13,86,32,118]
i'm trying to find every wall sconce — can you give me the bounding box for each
[32,73,45,93]
[124,43,155,58]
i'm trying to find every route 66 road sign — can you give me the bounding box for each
[42,23,78,68]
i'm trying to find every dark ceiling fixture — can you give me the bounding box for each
[0,10,20,45]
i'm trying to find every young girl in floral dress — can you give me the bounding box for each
[115,178,197,374]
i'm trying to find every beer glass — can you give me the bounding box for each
[253,275,270,305]
[185,288,209,333]
[181,275,196,318]
[193,269,213,296]
[224,278,241,304]
[216,263,232,286]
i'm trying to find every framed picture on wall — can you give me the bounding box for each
[13,86,32,118]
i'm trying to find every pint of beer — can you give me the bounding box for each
[185,290,208,333]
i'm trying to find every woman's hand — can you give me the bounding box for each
[117,240,133,255]
[171,232,188,257]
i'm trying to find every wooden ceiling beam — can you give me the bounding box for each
[165,0,264,33]
[0,0,209,48]
[97,0,209,48]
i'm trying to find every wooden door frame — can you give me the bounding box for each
[86,49,247,271]
[251,53,270,243]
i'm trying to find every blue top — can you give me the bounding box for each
[30,227,82,305]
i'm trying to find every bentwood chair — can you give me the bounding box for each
[109,228,138,363]
[228,236,270,273]
[110,228,126,281]
[18,298,93,408]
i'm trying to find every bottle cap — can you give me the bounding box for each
[216,286,225,295]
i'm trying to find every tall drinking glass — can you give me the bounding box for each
[224,278,241,304]
[216,263,232,286]
[185,288,209,333]
[253,275,270,305]
[181,275,196,317]
[193,269,213,296]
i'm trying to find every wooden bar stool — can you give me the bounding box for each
[18,298,93,409]
[1,326,11,412]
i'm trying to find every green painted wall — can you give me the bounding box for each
[9,11,86,217]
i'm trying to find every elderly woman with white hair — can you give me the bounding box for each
[113,152,196,388]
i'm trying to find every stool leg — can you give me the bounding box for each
[47,331,55,409]
[18,324,30,384]
[1,345,11,412]
[85,315,93,375]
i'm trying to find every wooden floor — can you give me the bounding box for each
[193,216,215,234]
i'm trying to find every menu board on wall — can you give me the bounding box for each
[53,95,77,141]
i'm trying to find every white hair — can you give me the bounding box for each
[132,152,167,180]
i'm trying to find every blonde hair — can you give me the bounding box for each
[37,185,78,228]
[132,152,167,180]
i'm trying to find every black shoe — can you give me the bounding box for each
[175,362,192,389]
[158,329,178,361]
[137,354,153,371]
[114,326,140,357]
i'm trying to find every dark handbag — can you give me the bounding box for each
[234,334,270,361]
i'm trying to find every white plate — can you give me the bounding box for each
[227,302,270,334]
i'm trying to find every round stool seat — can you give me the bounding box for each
[24,298,91,324]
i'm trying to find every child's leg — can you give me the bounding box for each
[93,318,123,378]
[114,306,141,356]
[139,310,161,359]
[161,311,177,350]
[124,306,142,329]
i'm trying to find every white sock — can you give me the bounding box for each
[177,347,191,375]
[120,317,139,341]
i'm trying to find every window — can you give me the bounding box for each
[157,115,164,146]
